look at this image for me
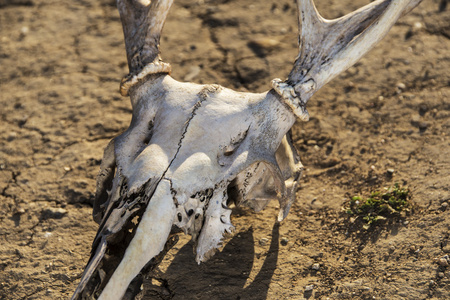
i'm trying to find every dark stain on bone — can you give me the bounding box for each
[143,119,154,145]
[192,188,214,203]
[79,178,160,298]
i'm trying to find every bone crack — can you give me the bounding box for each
[271,78,310,122]
[155,87,212,196]
[151,86,220,240]
[198,84,222,100]
[120,61,172,96]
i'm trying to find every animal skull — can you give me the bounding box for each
[72,0,422,299]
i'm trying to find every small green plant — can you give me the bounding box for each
[345,183,411,230]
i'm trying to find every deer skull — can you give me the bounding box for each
[72,0,422,299]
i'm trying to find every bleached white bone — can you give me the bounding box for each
[71,0,423,299]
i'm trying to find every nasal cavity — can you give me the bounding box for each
[187,209,194,217]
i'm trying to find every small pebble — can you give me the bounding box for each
[413,22,423,30]
[387,168,395,175]
[438,272,445,278]
[280,237,289,246]
[441,202,448,210]
[389,245,396,253]
[418,122,428,130]
[7,132,17,141]
[42,207,68,219]
[396,82,406,90]
[305,284,314,292]
[411,114,420,123]
[312,263,320,270]
[20,26,29,35]
[259,238,269,246]
[248,38,280,52]
[438,258,449,267]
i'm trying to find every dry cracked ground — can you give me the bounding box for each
[0,0,449,299]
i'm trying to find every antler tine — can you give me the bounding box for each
[276,0,422,120]
[292,0,390,82]
[325,0,423,81]
[118,0,173,95]
[117,0,173,73]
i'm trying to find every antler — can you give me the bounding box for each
[118,0,173,96]
[272,0,422,121]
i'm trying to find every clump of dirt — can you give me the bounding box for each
[0,0,449,299]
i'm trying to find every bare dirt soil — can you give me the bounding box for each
[0,0,449,299]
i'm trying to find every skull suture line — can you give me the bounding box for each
[72,0,423,299]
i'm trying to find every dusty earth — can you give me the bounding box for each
[0,0,449,299]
